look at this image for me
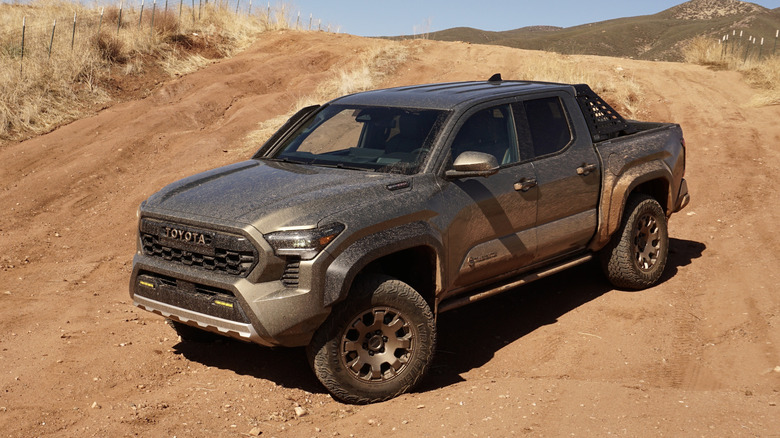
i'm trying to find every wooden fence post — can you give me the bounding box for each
[71,13,76,50]
[20,16,25,75]
[48,19,57,60]
[730,30,735,55]
[97,7,104,35]
[150,0,157,37]
[118,0,123,35]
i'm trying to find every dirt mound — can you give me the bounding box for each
[1,31,779,436]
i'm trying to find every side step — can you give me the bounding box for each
[437,254,594,314]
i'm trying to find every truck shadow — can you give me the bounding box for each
[420,237,706,392]
[171,341,321,393]
[422,260,609,391]
[661,237,707,284]
[171,237,705,398]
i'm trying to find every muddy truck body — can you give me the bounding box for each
[130,76,689,403]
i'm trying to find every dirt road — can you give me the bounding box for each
[1,31,778,437]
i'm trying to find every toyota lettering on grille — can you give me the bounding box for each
[162,227,212,246]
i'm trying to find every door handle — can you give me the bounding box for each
[577,163,598,176]
[514,178,537,192]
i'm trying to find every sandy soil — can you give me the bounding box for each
[1,31,779,437]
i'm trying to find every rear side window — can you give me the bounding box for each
[513,97,572,159]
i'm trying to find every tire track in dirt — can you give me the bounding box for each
[633,62,780,392]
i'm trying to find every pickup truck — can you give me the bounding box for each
[130,74,689,404]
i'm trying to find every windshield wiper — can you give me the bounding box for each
[310,162,373,172]
[261,157,310,165]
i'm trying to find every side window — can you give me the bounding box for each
[450,105,519,166]
[513,97,572,159]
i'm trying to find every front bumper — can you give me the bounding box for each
[130,253,331,347]
[134,293,264,343]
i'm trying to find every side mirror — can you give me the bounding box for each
[445,151,499,178]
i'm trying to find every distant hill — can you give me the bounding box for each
[393,0,780,61]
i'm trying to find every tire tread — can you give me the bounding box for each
[307,275,436,404]
[600,194,669,290]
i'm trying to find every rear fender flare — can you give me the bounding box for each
[591,161,671,251]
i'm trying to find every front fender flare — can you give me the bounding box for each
[323,222,443,308]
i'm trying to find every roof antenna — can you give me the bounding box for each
[488,73,502,83]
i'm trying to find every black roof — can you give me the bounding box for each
[331,80,575,110]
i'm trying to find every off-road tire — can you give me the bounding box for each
[600,194,669,290]
[307,275,436,404]
[166,319,222,343]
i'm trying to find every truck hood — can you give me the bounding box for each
[143,160,408,232]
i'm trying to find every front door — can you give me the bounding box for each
[439,104,539,293]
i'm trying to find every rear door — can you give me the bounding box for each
[512,94,601,262]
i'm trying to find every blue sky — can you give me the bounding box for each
[5,0,779,36]
[287,0,780,36]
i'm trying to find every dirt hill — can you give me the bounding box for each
[1,31,779,437]
[666,0,765,20]
[401,0,780,61]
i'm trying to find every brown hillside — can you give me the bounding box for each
[407,0,780,61]
[1,32,779,437]
[667,0,766,19]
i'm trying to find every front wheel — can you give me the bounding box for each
[600,194,669,290]
[307,275,436,404]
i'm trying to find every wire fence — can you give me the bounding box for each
[719,28,779,64]
[0,0,333,74]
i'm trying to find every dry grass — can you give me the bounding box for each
[509,53,644,118]
[301,44,408,105]
[682,35,726,67]
[0,2,111,140]
[683,35,780,106]
[245,42,647,149]
[743,57,780,105]
[0,0,294,142]
[245,42,409,147]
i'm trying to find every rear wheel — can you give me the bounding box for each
[307,275,436,404]
[600,194,669,290]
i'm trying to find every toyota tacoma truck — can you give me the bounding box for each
[130,74,689,404]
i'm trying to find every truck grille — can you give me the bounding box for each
[140,219,258,277]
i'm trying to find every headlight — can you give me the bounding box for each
[265,223,345,260]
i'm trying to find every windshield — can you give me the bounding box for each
[266,105,449,174]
